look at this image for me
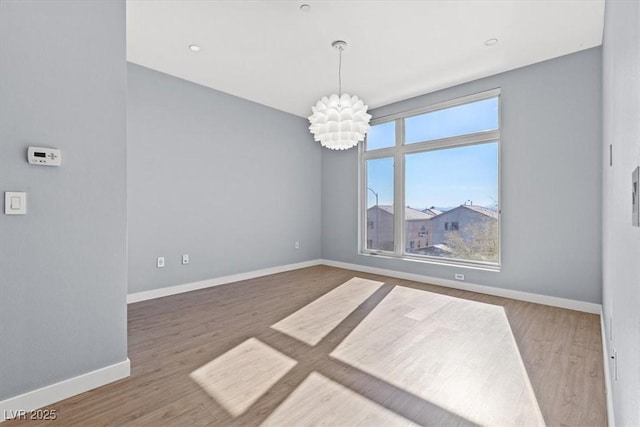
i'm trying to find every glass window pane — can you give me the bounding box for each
[405,97,498,144]
[366,121,396,151]
[404,142,499,263]
[366,157,394,251]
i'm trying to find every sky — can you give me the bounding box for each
[366,97,498,210]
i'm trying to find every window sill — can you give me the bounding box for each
[359,251,501,273]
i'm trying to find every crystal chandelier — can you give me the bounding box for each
[308,41,371,150]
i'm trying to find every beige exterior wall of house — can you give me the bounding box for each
[366,207,394,251]
[430,205,497,245]
[367,204,498,256]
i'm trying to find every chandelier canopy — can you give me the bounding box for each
[308,41,371,150]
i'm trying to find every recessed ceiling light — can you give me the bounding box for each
[189,44,201,52]
[484,38,499,46]
[300,4,311,13]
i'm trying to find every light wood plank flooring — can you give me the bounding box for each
[5,265,607,426]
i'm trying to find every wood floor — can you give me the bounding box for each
[5,265,607,426]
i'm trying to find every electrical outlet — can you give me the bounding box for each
[157,257,165,268]
[182,254,189,265]
[454,273,465,281]
[294,241,300,249]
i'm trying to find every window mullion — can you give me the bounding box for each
[402,129,500,154]
[393,118,405,256]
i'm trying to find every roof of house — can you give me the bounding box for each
[423,207,443,216]
[369,205,435,220]
[406,206,436,220]
[461,204,499,219]
[430,204,498,220]
[370,204,498,220]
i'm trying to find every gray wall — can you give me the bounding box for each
[322,48,602,303]
[0,0,127,400]
[127,64,321,294]
[602,0,640,424]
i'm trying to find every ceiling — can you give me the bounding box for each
[126,1,604,118]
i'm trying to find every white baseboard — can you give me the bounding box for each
[0,358,130,423]
[320,259,602,314]
[600,308,616,427]
[127,260,322,304]
[128,258,601,314]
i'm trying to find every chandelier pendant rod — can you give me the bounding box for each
[338,45,342,98]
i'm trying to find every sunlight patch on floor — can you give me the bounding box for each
[261,372,419,426]
[190,338,296,417]
[270,277,384,346]
[330,286,545,427]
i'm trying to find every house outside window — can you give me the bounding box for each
[361,89,500,268]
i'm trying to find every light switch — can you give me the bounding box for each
[11,197,21,210]
[5,192,27,215]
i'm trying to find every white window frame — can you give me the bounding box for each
[359,88,501,270]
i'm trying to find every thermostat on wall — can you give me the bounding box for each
[28,146,61,166]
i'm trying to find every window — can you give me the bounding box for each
[366,121,395,150]
[367,220,374,229]
[361,89,500,268]
[365,157,394,252]
[405,97,498,144]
